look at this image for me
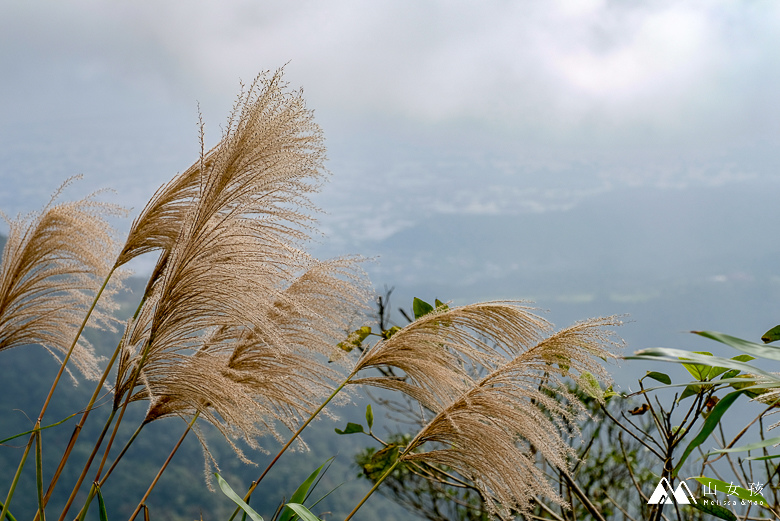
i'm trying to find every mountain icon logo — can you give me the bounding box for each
[648,478,697,505]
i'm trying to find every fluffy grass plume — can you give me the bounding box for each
[114,69,369,459]
[399,316,623,519]
[0,176,124,380]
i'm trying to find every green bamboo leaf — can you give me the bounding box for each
[644,371,672,385]
[95,484,108,521]
[334,422,364,435]
[365,404,373,430]
[412,297,434,319]
[689,499,737,521]
[691,476,767,506]
[673,391,744,477]
[762,325,780,344]
[216,473,264,521]
[278,460,331,521]
[693,331,780,361]
[628,348,777,379]
[745,454,780,461]
[709,435,780,455]
[284,504,322,521]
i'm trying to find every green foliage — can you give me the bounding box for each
[216,474,264,521]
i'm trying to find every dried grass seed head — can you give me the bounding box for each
[350,301,551,411]
[0,176,125,380]
[399,315,623,519]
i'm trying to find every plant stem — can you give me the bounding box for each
[55,406,117,521]
[99,422,145,486]
[35,429,45,521]
[343,458,403,521]
[39,266,117,423]
[127,414,199,521]
[0,431,33,521]
[227,376,352,521]
[0,499,17,521]
[39,332,125,514]
[2,268,116,520]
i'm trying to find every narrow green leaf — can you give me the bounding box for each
[278,460,331,521]
[693,330,780,361]
[689,500,737,521]
[644,371,672,385]
[95,484,108,521]
[691,476,766,506]
[216,473,264,521]
[334,422,364,435]
[412,297,434,319]
[709,435,780,455]
[628,348,777,379]
[762,325,780,344]
[365,404,373,430]
[745,454,780,461]
[673,391,744,477]
[0,412,79,445]
[34,430,44,521]
[285,504,322,521]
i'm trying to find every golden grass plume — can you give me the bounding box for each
[0,176,124,380]
[398,316,624,519]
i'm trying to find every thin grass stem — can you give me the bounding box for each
[343,457,403,521]
[127,414,199,521]
[3,268,116,520]
[0,499,17,521]
[35,430,45,521]
[0,431,33,521]
[40,293,150,517]
[56,406,117,521]
[228,377,352,521]
[37,266,116,423]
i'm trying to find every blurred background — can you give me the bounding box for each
[2,2,780,519]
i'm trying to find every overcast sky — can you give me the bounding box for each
[1,1,779,277]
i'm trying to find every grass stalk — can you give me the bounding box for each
[34,430,45,521]
[40,292,150,517]
[2,268,117,520]
[0,431,34,521]
[56,407,118,521]
[228,376,352,521]
[343,457,404,521]
[38,266,117,423]
[126,414,199,521]
[0,500,17,521]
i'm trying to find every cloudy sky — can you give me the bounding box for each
[2,2,780,340]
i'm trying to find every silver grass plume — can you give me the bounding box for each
[350,302,551,411]
[397,316,623,519]
[0,176,125,380]
[114,71,369,458]
[116,67,321,269]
